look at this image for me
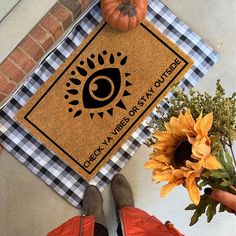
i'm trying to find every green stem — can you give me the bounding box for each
[228,138,236,187]
[229,185,236,194]
[230,146,236,167]
[228,139,236,168]
[123,0,131,5]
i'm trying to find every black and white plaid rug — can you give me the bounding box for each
[0,0,218,208]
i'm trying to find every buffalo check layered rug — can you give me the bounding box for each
[0,0,218,208]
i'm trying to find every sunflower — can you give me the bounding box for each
[145,110,221,205]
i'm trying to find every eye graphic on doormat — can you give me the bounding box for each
[64,51,132,119]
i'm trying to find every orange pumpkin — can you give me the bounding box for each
[101,0,148,31]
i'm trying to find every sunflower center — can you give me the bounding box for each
[173,140,193,168]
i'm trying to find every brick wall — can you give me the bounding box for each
[0,0,94,104]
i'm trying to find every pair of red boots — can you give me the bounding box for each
[48,174,183,236]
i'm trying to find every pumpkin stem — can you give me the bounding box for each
[118,0,136,17]
[123,0,132,4]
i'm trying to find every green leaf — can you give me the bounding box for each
[185,204,196,210]
[219,203,227,212]
[215,150,227,171]
[215,149,235,179]
[220,180,232,188]
[224,150,235,177]
[211,137,223,155]
[189,195,211,226]
[199,179,209,187]
[190,211,200,226]
[206,200,219,223]
[210,170,230,179]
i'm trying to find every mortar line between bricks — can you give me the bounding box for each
[28,34,45,53]
[9,48,35,76]
[48,12,64,30]
[54,1,74,20]
[17,47,35,65]
[38,23,56,44]
[0,91,7,96]
[31,24,49,37]
[8,57,26,75]
[58,2,74,23]
[19,46,37,64]
[0,71,17,86]
[60,0,82,21]
[79,0,86,11]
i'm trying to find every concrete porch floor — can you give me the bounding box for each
[0,0,236,235]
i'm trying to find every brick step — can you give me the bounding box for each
[0,0,94,104]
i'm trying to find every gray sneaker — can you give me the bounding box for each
[82,185,106,227]
[111,174,134,210]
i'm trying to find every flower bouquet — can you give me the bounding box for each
[145,80,236,225]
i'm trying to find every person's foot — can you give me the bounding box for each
[111,174,134,210]
[82,185,106,226]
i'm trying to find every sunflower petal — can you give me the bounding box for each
[203,155,221,170]
[187,135,196,145]
[183,109,196,133]
[150,153,172,164]
[144,159,166,169]
[153,131,172,141]
[172,169,185,179]
[194,112,213,138]
[160,180,184,197]
[155,142,176,151]
[185,173,201,205]
[192,138,211,158]
[152,169,173,182]
[201,112,213,136]
[165,116,185,137]
[144,159,157,169]
[194,112,203,132]
[182,169,194,178]
[186,160,204,171]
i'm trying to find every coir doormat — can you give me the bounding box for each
[16,19,193,181]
